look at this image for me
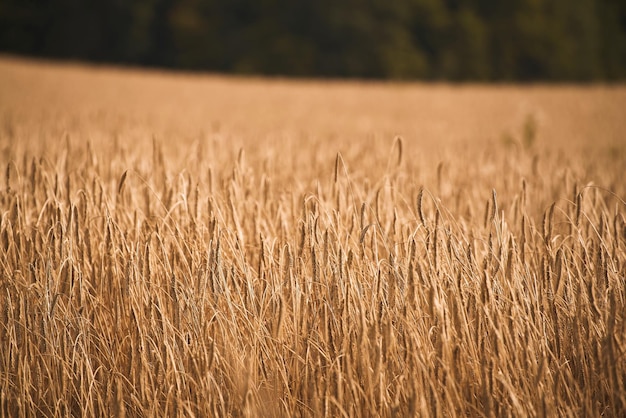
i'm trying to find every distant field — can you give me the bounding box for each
[0,56,625,417]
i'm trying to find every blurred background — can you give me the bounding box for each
[0,0,624,81]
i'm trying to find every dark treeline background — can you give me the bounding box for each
[1,0,624,81]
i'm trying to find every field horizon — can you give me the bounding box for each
[1,56,625,417]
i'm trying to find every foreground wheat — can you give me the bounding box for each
[1,133,624,417]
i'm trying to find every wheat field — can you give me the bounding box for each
[0,56,625,417]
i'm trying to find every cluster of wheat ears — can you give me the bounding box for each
[0,59,625,417]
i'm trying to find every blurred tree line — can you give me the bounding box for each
[0,0,624,81]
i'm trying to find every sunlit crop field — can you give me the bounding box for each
[1,56,625,417]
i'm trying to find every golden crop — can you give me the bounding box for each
[1,56,625,417]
